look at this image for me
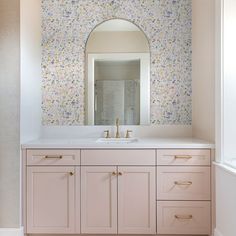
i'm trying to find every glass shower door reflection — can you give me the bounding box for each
[94,80,140,125]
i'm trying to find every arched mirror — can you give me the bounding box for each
[86,19,150,125]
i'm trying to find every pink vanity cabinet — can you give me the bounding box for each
[24,150,80,234]
[80,150,156,234]
[22,148,212,235]
[156,149,212,235]
[23,149,156,235]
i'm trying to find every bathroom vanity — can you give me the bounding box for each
[22,139,214,236]
[19,2,215,235]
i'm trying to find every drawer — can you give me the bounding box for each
[157,166,211,200]
[157,149,211,166]
[157,201,211,235]
[27,149,80,166]
[81,149,155,165]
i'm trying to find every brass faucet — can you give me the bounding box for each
[115,118,120,138]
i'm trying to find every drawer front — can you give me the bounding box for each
[157,166,211,200]
[81,149,155,165]
[157,201,211,235]
[157,149,211,166]
[27,149,80,166]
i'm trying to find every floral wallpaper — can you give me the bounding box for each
[42,0,192,125]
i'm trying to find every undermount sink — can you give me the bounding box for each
[96,138,138,144]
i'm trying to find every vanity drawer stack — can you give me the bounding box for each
[156,149,211,235]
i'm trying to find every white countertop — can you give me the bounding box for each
[22,138,214,149]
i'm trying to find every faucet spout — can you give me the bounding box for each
[115,118,120,138]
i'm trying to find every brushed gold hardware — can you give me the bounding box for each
[125,130,133,138]
[112,172,117,176]
[174,181,192,186]
[174,155,192,159]
[115,118,120,138]
[69,172,74,176]
[45,155,62,159]
[104,130,110,138]
[118,172,122,176]
[175,214,193,220]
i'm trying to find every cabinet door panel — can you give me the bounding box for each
[81,166,117,234]
[118,166,156,234]
[27,167,75,234]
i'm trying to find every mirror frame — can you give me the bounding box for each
[85,18,151,126]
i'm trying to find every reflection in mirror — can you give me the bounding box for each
[86,19,150,125]
[95,59,140,125]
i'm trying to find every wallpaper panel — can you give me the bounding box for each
[42,0,192,125]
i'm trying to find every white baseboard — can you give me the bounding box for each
[215,228,224,236]
[0,227,24,236]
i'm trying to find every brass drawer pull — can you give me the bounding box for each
[45,155,63,159]
[118,172,122,176]
[175,214,193,220]
[111,172,117,176]
[174,181,192,186]
[69,172,74,176]
[174,155,192,159]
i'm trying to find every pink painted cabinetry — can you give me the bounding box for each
[81,166,156,234]
[81,166,118,234]
[117,166,156,234]
[156,149,212,235]
[27,166,77,234]
[23,148,212,235]
[25,150,80,234]
[80,150,156,234]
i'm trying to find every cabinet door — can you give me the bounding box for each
[81,166,117,234]
[118,166,156,234]
[27,166,75,234]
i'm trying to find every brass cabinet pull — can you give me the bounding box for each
[45,155,62,159]
[111,172,117,176]
[174,181,192,186]
[69,172,74,176]
[175,214,193,220]
[174,155,192,159]
[118,172,122,176]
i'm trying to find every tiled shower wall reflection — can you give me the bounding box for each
[42,0,192,125]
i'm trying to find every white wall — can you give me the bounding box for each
[215,165,236,236]
[0,0,20,228]
[192,0,215,142]
[20,0,42,143]
[215,0,236,235]
[222,0,236,160]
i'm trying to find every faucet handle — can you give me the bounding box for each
[104,130,110,138]
[116,118,119,126]
[125,130,133,138]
